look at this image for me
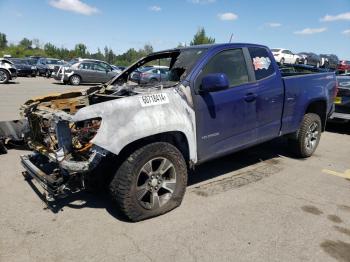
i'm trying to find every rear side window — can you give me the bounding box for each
[197,49,250,88]
[248,47,275,80]
[79,63,93,70]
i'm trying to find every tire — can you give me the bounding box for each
[280,58,285,65]
[288,113,322,158]
[0,69,10,84]
[109,142,188,221]
[69,75,81,86]
[45,70,51,78]
[0,140,7,154]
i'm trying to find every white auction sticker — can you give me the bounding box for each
[139,93,169,107]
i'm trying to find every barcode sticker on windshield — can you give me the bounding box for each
[139,93,169,107]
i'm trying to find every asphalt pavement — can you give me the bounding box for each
[0,77,350,262]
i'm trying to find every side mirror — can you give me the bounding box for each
[200,73,229,93]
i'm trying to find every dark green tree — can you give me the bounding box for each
[0,33,8,49]
[74,43,87,58]
[19,38,32,49]
[44,42,57,57]
[190,27,215,46]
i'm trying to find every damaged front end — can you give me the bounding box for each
[20,88,108,200]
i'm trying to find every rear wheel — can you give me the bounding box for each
[69,75,81,86]
[288,113,322,158]
[0,69,9,84]
[109,142,188,221]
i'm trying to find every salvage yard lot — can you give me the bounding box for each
[1,77,350,262]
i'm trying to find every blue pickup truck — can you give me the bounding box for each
[21,43,336,221]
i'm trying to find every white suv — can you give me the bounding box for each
[271,49,300,65]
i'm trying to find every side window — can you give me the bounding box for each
[197,49,250,88]
[99,62,111,71]
[248,47,275,80]
[79,63,91,70]
[92,63,105,71]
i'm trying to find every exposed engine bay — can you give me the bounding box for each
[20,48,205,199]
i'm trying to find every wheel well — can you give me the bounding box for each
[118,132,190,164]
[0,68,10,74]
[305,100,327,131]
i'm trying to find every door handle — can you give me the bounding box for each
[244,93,257,102]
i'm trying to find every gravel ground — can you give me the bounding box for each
[1,77,350,262]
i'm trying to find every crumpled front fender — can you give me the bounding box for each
[72,88,198,163]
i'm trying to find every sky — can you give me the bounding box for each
[0,0,349,59]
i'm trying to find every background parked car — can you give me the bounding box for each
[298,52,321,67]
[36,58,65,77]
[329,74,350,123]
[337,60,350,72]
[130,67,170,84]
[114,65,126,71]
[7,58,36,77]
[110,65,122,74]
[320,54,339,69]
[271,48,300,64]
[279,64,328,75]
[0,59,17,84]
[54,59,119,85]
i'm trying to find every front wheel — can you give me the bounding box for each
[109,142,188,221]
[69,75,81,86]
[0,69,10,84]
[288,113,322,158]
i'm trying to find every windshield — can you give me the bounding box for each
[111,47,208,87]
[10,59,28,65]
[46,59,63,65]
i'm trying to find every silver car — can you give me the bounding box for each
[0,59,17,84]
[54,59,119,85]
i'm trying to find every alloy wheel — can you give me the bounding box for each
[305,122,319,151]
[136,157,177,210]
[0,71,8,83]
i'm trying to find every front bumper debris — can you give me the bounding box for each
[21,144,107,199]
[21,154,63,196]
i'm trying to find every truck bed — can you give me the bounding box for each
[280,72,336,134]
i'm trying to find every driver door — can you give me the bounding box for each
[192,48,258,162]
